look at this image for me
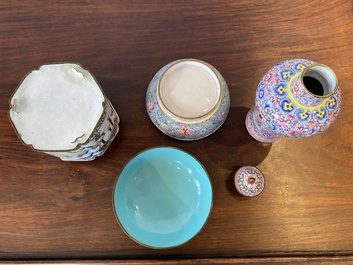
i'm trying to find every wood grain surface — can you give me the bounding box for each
[2,256,353,265]
[1,0,353,263]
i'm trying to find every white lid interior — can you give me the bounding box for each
[9,63,105,151]
[159,60,221,119]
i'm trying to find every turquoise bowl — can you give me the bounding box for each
[113,147,212,248]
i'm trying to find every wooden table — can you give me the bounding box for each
[1,1,353,264]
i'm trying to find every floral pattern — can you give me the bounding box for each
[146,98,155,112]
[234,166,265,197]
[246,59,341,142]
[178,125,190,136]
[273,83,287,98]
[146,59,230,141]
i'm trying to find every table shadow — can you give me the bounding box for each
[203,106,272,197]
[204,106,272,171]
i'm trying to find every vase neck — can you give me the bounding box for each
[290,64,338,107]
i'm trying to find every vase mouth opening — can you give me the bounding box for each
[157,59,222,120]
[301,63,338,98]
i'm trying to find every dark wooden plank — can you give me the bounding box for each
[3,256,353,265]
[0,0,353,261]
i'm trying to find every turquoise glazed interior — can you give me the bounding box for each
[113,147,212,248]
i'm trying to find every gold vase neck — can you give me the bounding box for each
[300,63,338,98]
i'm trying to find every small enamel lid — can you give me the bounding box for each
[234,166,265,197]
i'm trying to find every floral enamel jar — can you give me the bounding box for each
[146,59,230,141]
[8,63,120,161]
[246,59,341,143]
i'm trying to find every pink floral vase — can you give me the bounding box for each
[246,59,341,143]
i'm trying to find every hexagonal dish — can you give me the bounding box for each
[8,63,119,161]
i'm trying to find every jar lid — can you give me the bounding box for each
[234,166,265,197]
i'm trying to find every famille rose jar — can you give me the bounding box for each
[146,59,230,141]
[8,63,120,161]
[246,59,341,143]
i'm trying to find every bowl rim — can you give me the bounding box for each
[112,146,213,249]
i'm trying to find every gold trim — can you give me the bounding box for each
[156,59,222,123]
[7,62,111,153]
[111,146,213,249]
[300,63,338,98]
